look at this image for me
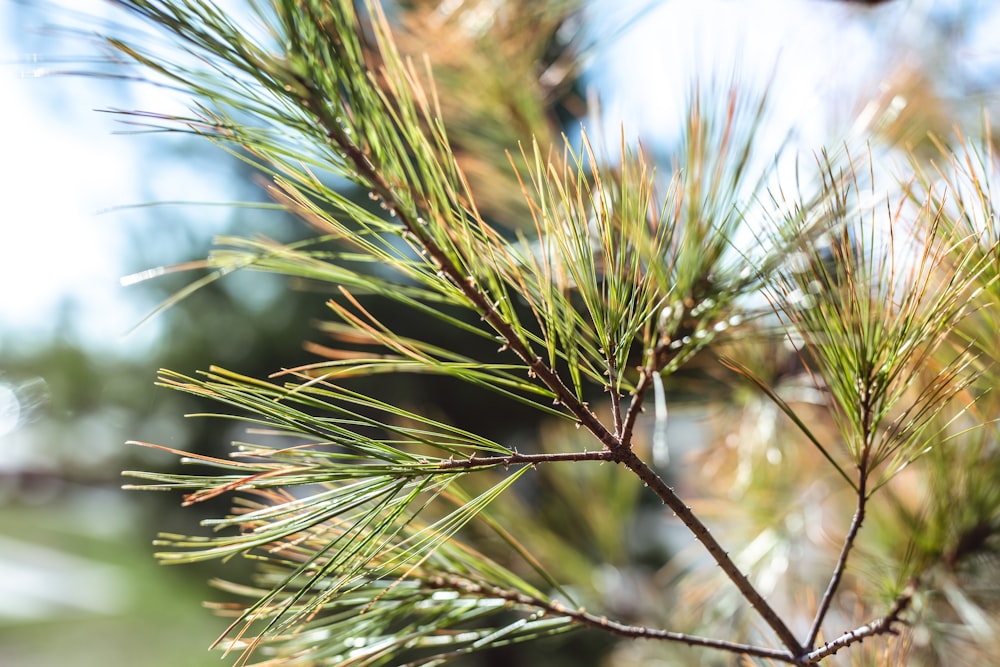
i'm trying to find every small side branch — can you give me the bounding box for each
[606,353,624,437]
[432,450,615,471]
[801,583,913,663]
[805,471,868,648]
[619,341,675,449]
[619,365,655,446]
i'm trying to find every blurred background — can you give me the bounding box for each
[2,0,999,665]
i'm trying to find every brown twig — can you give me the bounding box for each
[805,466,868,649]
[619,339,675,450]
[427,574,916,665]
[606,352,624,437]
[429,449,615,471]
[425,574,797,663]
[619,365,654,446]
[801,583,914,663]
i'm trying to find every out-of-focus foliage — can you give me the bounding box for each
[391,0,585,223]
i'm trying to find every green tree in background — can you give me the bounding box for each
[100,1,1000,665]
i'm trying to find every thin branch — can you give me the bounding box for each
[431,449,615,471]
[805,468,868,648]
[801,583,914,664]
[619,365,655,446]
[426,575,797,663]
[620,340,675,449]
[607,353,624,437]
[614,448,805,655]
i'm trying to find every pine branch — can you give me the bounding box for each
[109,2,803,660]
[98,2,1000,665]
[314,48,805,652]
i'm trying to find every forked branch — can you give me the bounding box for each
[428,573,914,664]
